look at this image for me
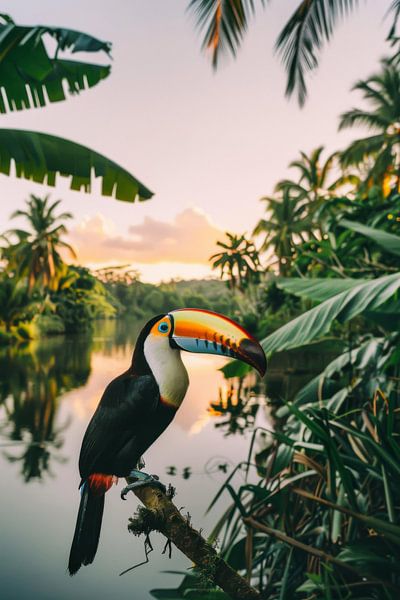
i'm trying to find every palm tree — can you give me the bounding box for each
[276,147,359,229]
[210,232,260,291]
[189,1,400,105]
[253,189,311,275]
[339,61,400,195]
[277,147,355,201]
[4,195,77,291]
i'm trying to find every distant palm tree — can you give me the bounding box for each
[339,61,400,194]
[210,232,260,291]
[188,1,400,105]
[277,147,356,201]
[253,189,311,275]
[276,147,359,229]
[4,195,76,291]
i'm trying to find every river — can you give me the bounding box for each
[0,318,333,599]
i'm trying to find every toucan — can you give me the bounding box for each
[68,308,266,575]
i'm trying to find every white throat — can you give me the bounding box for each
[143,335,189,408]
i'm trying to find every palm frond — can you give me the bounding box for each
[274,179,307,197]
[339,109,391,131]
[340,134,387,168]
[57,240,77,260]
[275,0,359,106]
[327,173,360,191]
[188,0,266,68]
[287,159,313,182]
[352,79,393,112]
[388,0,400,39]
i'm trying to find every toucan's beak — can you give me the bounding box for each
[169,308,266,377]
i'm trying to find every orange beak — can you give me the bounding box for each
[169,308,266,377]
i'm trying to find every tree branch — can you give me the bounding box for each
[128,483,261,600]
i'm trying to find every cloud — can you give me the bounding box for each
[67,208,223,266]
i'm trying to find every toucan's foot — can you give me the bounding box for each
[121,470,166,500]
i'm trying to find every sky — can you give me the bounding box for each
[0,0,392,282]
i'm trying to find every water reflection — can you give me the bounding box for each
[0,336,92,482]
[92,318,142,357]
[0,319,334,600]
[0,319,261,600]
[209,374,266,436]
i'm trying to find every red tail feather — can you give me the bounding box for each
[88,473,114,495]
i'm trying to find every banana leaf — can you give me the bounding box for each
[262,272,400,356]
[0,16,111,112]
[276,277,366,303]
[0,129,153,202]
[339,218,400,257]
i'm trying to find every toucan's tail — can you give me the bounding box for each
[68,481,105,576]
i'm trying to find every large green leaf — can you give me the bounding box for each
[0,16,111,112]
[339,218,400,257]
[290,337,387,409]
[277,277,366,303]
[219,359,251,379]
[262,272,400,356]
[0,129,153,202]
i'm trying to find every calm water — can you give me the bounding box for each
[0,319,334,599]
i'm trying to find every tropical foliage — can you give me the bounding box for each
[3,195,76,291]
[339,60,400,195]
[275,147,358,224]
[253,190,310,276]
[0,130,153,203]
[0,14,153,203]
[188,1,400,105]
[2,8,400,600]
[0,336,91,481]
[0,14,111,113]
[0,197,239,338]
[210,232,260,290]
[169,49,400,600]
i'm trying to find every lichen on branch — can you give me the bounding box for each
[126,482,261,600]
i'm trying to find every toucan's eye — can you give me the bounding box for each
[158,322,169,334]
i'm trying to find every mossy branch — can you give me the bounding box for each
[126,482,261,600]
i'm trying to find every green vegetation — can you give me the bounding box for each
[210,232,260,291]
[0,14,153,202]
[169,55,400,600]
[0,195,114,337]
[0,195,237,339]
[0,336,92,481]
[189,0,400,105]
[4,194,76,291]
[1,7,400,599]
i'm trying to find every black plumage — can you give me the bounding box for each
[68,483,104,575]
[78,373,174,479]
[68,315,177,575]
[68,309,266,576]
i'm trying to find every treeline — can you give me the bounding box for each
[0,196,237,343]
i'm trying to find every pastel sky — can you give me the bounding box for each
[0,0,392,282]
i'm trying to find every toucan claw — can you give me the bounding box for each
[121,471,166,500]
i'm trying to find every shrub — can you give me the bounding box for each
[0,329,12,346]
[33,314,65,335]
[16,322,36,340]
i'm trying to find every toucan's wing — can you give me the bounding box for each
[78,373,159,480]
